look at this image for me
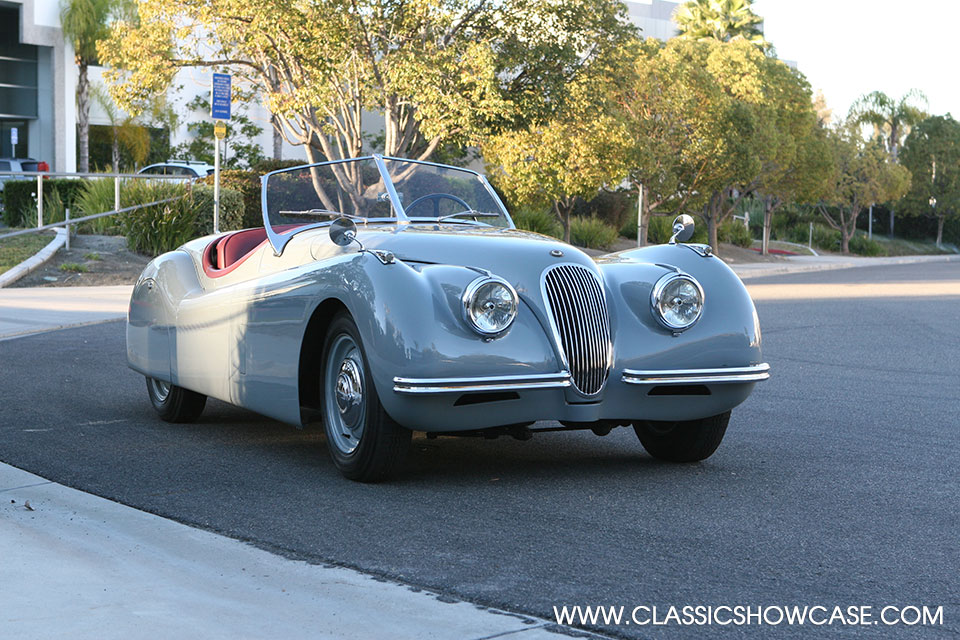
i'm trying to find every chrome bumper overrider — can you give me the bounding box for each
[621,363,770,386]
[393,372,572,394]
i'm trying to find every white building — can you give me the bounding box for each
[624,0,681,40]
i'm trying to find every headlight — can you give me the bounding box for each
[651,272,703,331]
[462,276,518,335]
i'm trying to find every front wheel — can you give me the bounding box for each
[633,411,731,462]
[145,376,206,423]
[321,313,411,482]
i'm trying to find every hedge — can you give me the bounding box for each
[2,178,88,227]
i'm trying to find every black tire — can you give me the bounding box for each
[145,376,207,423]
[321,313,411,482]
[633,411,731,462]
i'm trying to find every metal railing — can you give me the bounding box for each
[0,170,196,241]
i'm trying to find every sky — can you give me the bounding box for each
[753,0,958,122]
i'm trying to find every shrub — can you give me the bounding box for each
[2,178,87,227]
[115,182,244,256]
[719,220,753,248]
[849,232,884,256]
[75,177,123,234]
[570,215,618,250]
[511,207,562,238]
[786,222,840,251]
[202,169,261,229]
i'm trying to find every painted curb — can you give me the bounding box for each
[0,228,68,288]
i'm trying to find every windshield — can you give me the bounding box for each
[262,155,511,253]
[381,159,509,225]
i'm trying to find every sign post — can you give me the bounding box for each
[10,127,18,158]
[210,73,232,235]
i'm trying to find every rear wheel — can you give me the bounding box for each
[321,313,411,482]
[145,376,206,423]
[633,411,731,462]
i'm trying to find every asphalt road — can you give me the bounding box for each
[2,262,958,639]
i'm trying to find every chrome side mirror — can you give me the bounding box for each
[669,214,695,244]
[330,217,359,247]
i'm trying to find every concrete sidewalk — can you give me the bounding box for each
[0,285,131,340]
[0,464,567,640]
[729,252,959,279]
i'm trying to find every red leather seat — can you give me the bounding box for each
[217,228,268,269]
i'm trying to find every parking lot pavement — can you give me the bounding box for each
[0,285,131,340]
[0,463,582,640]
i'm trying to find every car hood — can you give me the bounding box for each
[359,223,599,283]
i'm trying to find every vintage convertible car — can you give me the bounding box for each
[127,155,768,481]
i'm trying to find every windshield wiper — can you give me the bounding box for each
[277,209,368,223]
[436,210,503,223]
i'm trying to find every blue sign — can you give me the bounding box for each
[211,73,232,120]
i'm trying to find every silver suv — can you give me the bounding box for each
[137,160,215,178]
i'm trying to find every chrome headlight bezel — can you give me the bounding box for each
[461,276,519,336]
[650,272,704,332]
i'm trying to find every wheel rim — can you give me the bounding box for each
[324,333,366,456]
[150,378,171,403]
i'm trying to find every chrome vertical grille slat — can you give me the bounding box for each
[542,264,612,396]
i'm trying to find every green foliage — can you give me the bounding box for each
[84,252,102,260]
[170,96,265,169]
[674,0,769,50]
[899,114,960,245]
[101,0,634,166]
[848,232,883,256]
[201,169,264,229]
[510,207,562,238]
[719,219,752,247]
[2,179,87,227]
[75,177,122,233]
[785,222,839,251]
[60,262,89,273]
[849,89,928,161]
[570,216,618,250]
[115,182,244,256]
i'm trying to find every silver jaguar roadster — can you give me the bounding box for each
[127,155,768,481]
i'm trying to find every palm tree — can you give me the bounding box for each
[60,0,118,173]
[849,89,928,162]
[674,0,769,50]
[849,89,928,235]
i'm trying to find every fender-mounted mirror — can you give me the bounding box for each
[669,214,695,244]
[330,217,359,247]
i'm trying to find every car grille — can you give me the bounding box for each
[542,264,612,396]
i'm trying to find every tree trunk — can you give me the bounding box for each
[272,114,282,160]
[761,196,773,256]
[937,214,945,248]
[889,207,895,237]
[555,200,571,244]
[705,193,720,255]
[636,183,649,246]
[76,61,90,173]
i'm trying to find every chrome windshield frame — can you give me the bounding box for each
[260,154,514,255]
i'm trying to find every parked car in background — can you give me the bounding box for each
[137,160,215,178]
[0,158,50,212]
[127,155,769,482]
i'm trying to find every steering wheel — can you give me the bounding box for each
[404,193,472,218]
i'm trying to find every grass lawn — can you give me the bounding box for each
[867,235,955,256]
[0,231,55,275]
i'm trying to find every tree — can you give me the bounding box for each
[482,76,630,243]
[818,124,911,254]
[99,0,633,170]
[674,0,769,50]
[849,89,927,236]
[899,115,960,248]
[612,38,741,246]
[60,0,120,173]
[91,82,150,171]
[170,96,265,169]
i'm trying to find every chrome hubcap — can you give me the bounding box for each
[324,334,366,456]
[150,378,171,403]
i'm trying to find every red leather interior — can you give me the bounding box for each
[203,228,268,278]
[202,224,307,279]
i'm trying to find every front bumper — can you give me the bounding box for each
[387,363,770,431]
